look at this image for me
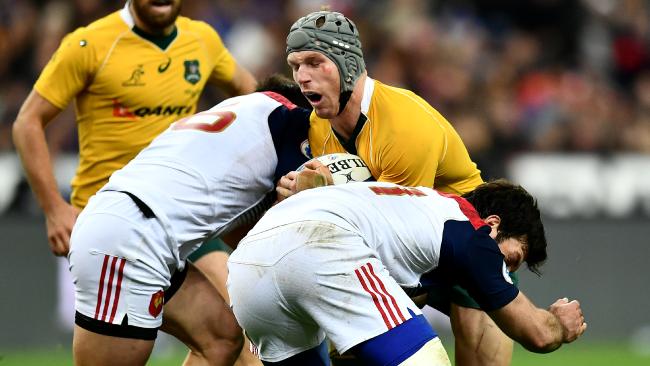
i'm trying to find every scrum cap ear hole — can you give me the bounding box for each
[316,16,326,28]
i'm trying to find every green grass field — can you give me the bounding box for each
[1,341,648,366]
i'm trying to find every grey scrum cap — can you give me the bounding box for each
[286,11,365,98]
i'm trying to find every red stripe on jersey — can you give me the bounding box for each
[361,265,400,327]
[249,342,259,357]
[101,256,118,322]
[261,91,297,110]
[438,192,487,229]
[355,267,391,329]
[109,258,127,323]
[367,263,406,323]
[94,255,110,319]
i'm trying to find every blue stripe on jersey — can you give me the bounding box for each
[352,311,437,366]
[424,220,519,312]
[267,106,311,183]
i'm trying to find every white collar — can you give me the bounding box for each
[120,1,135,28]
[360,76,375,115]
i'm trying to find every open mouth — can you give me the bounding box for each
[303,92,323,104]
[151,0,172,7]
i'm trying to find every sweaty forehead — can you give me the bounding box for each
[287,51,328,64]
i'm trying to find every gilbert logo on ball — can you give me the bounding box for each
[299,153,373,185]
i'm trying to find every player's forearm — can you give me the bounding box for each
[12,117,66,214]
[517,308,564,353]
[229,64,257,95]
[488,293,564,353]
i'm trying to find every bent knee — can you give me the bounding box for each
[192,330,244,363]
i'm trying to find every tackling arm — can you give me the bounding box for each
[222,63,257,96]
[12,90,80,256]
[487,292,587,353]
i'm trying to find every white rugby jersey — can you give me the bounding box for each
[248,181,518,311]
[101,92,310,261]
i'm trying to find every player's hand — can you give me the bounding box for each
[45,201,81,257]
[297,159,333,187]
[549,297,587,343]
[276,159,333,202]
[276,170,298,203]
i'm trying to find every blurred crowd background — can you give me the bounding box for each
[1,1,650,358]
[1,0,650,210]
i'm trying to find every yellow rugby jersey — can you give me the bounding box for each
[34,6,237,208]
[308,78,483,195]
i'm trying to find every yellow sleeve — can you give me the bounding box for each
[431,111,484,195]
[195,21,237,86]
[433,118,483,195]
[34,28,96,109]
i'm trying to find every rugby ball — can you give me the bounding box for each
[298,153,373,185]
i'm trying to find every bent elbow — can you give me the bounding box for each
[12,114,32,137]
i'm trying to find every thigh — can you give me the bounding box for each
[73,325,154,366]
[192,250,231,300]
[160,262,242,364]
[69,194,172,334]
[450,304,513,366]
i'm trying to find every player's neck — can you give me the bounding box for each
[330,75,366,139]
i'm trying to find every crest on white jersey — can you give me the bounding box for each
[502,261,513,284]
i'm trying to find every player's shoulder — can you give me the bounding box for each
[176,16,221,40]
[63,11,128,51]
[371,79,432,114]
[74,11,128,40]
[369,78,448,136]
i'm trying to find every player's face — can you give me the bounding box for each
[287,51,341,118]
[486,216,527,272]
[497,237,527,272]
[131,0,182,34]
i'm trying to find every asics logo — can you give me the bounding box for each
[158,57,171,73]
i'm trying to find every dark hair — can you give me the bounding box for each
[255,73,312,110]
[462,179,547,275]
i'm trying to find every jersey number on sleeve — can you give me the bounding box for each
[369,186,426,197]
[171,110,236,133]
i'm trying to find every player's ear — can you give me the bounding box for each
[484,215,501,239]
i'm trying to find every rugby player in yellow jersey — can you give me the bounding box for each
[12,1,259,365]
[279,10,515,366]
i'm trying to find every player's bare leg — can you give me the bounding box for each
[399,338,451,366]
[451,304,513,366]
[161,262,243,366]
[193,252,262,366]
[73,325,154,366]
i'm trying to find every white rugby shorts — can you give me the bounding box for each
[227,221,422,362]
[69,191,177,330]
